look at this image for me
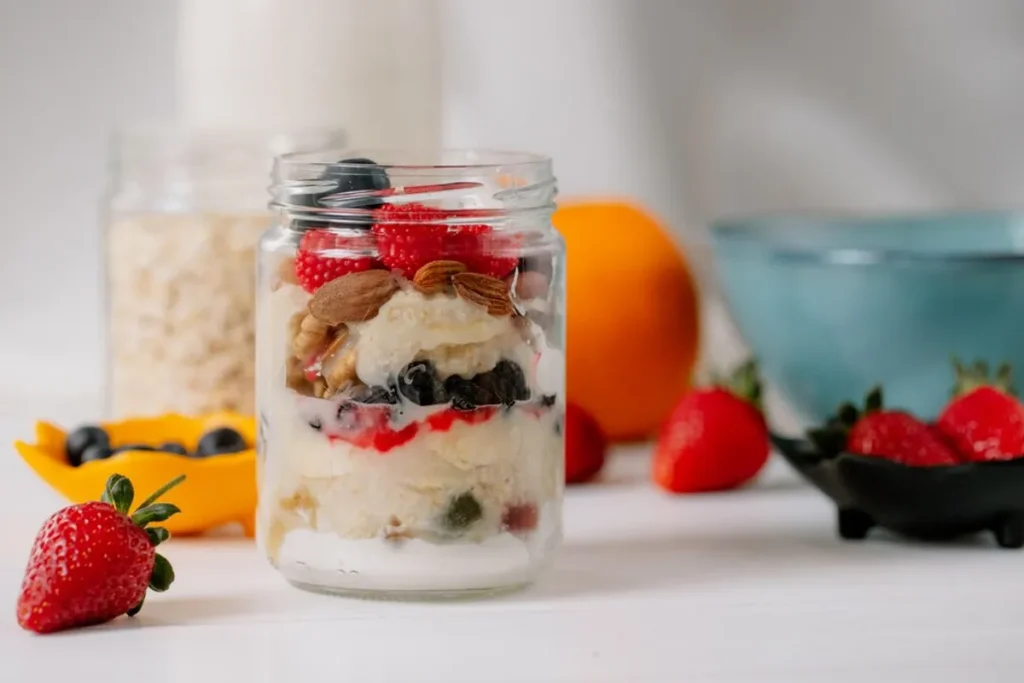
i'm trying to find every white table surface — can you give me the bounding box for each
[1,394,1023,683]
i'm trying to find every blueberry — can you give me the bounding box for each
[444,376,493,411]
[110,443,157,456]
[351,384,399,405]
[442,492,483,531]
[478,360,530,406]
[396,360,448,406]
[158,441,188,456]
[292,157,390,228]
[308,416,323,431]
[540,394,556,407]
[327,157,391,200]
[65,425,110,466]
[195,427,248,457]
[79,444,112,465]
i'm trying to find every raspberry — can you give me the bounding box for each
[294,229,374,293]
[372,203,516,278]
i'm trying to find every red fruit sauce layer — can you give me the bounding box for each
[324,403,552,453]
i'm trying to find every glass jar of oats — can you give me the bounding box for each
[104,126,345,418]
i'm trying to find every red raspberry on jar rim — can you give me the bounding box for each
[372,203,516,278]
[294,229,375,293]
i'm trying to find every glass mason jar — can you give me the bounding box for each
[104,126,344,418]
[256,150,566,597]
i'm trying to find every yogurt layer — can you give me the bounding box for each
[262,400,562,541]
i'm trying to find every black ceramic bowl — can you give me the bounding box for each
[772,434,1024,548]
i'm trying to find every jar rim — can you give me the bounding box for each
[275,148,552,174]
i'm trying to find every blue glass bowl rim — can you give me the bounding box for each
[710,209,1024,265]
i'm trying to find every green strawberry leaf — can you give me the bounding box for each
[100,474,134,515]
[146,527,170,546]
[132,503,181,528]
[149,553,175,593]
[127,596,145,617]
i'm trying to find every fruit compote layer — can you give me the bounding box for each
[258,265,563,591]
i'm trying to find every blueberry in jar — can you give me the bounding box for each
[65,425,110,467]
[195,427,248,457]
[442,492,483,531]
[396,360,448,406]
[327,157,391,201]
[444,375,494,411]
[292,157,390,228]
[475,360,532,409]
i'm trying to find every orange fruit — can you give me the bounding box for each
[553,200,700,441]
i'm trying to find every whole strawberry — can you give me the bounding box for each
[653,359,770,493]
[564,402,607,484]
[936,359,1024,462]
[17,473,184,634]
[809,387,959,466]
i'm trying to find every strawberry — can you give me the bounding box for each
[17,473,185,634]
[810,387,959,466]
[652,359,769,493]
[564,402,607,484]
[936,359,1024,462]
[372,203,516,278]
[294,229,374,293]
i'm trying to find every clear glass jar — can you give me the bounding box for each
[256,149,565,597]
[104,126,345,418]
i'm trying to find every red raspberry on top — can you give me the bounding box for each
[372,203,516,278]
[294,229,374,293]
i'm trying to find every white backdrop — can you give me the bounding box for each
[3,0,1024,412]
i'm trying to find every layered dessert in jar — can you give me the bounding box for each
[256,152,564,595]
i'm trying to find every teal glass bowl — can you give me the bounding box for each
[710,211,1024,423]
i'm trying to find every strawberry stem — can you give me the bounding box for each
[134,474,186,511]
[712,358,763,412]
[807,386,885,458]
[950,356,1016,398]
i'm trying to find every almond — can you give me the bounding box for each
[308,270,399,325]
[452,272,514,316]
[413,260,467,295]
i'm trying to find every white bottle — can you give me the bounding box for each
[175,0,442,151]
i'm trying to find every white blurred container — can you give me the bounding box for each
[176,0,442,150]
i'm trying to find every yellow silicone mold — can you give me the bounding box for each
[14,412,257,537]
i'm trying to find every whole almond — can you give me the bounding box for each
[413,260,467,295]
[452,272,514,316]
[309,270,399,325]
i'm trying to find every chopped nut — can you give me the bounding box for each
[323,349,357,389]
[313,378,329,398]
[275,257,299,289]
[292,313,330,359]
[286,356,313,395]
